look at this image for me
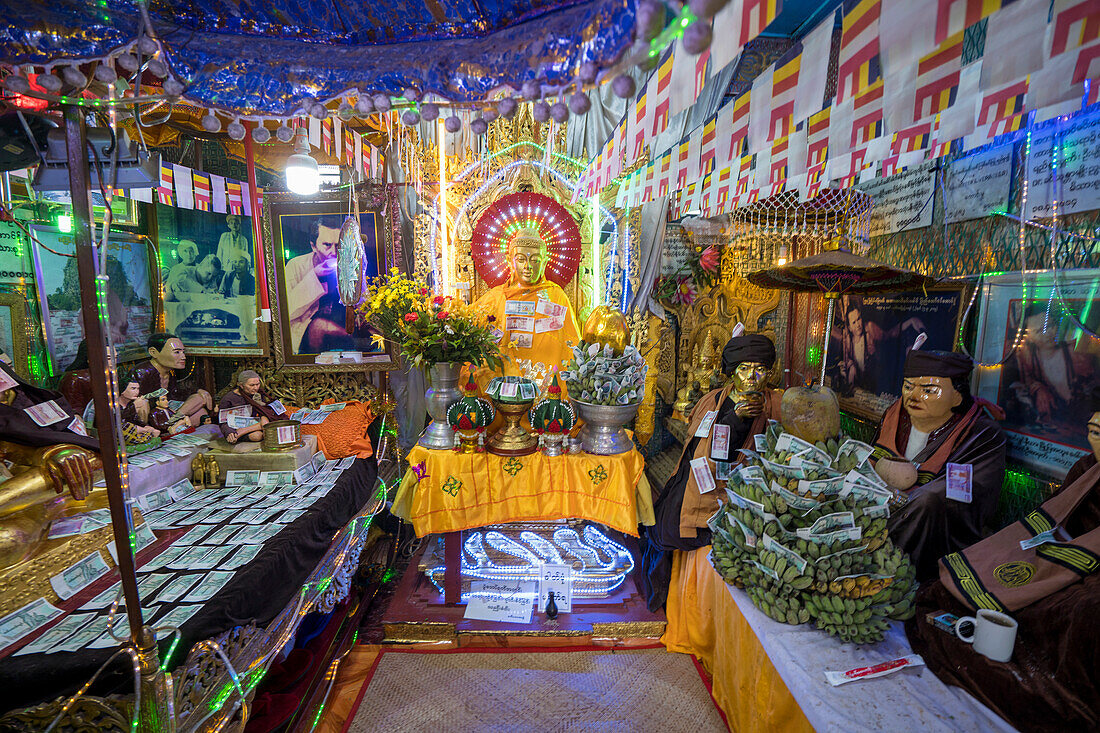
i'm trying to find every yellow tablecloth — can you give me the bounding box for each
[663,547,814,733]
[392,445,655,537]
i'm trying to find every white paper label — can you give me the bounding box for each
[539,564,572,614]
[690,456,717,494]
[946,462,973,504]
[695,410,718,438]
[711,424,730,460]
[463,595,533,624]
[24,400,68,426]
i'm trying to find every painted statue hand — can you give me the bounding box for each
[37,445,97,502]
[734,393,764,419]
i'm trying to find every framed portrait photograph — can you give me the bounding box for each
[263,187,392,371]
[30,226,158,375]
[818,285,969,420]
[973,269,1100,478]
[0,290,29,379]
[153,204,266,356]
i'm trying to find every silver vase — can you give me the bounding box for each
[571,400,642,455]
[418,362,463,450]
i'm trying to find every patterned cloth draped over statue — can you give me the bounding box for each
[392,445,654,537]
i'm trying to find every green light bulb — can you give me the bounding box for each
[57,214,73,233]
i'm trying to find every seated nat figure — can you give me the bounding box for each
[217,370,288,444]
[871,350,1007,580]
[643,333,783,610]
[0,360,100,568]
[130,332,213,426]
[470,227,579,386]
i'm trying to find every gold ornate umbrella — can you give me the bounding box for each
[748,243,936,385]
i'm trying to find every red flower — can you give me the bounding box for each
[418,288,429,295]
[432,295,446,307]
[436,310,450,320]
[700,245,719,273]
[486,315,496,322]
[404,312,419,322]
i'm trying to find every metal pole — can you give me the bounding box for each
[820,294,836,387]
[243,122,270,320]
[62,106,145,642]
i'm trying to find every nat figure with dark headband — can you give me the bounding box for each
[871,350,1007,579]
[643,332,783,610]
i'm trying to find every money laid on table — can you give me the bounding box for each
[136,572,174,597]
[187,544,237,571]
[48,516,89,539]
[143,545,189,572]
[163,443,195,458]
[318,402,347,413]
[276,509,306,524]
[154,575,202,604]
[260,471,294,487]
[220,544,264,570]
[155,604,203,629]
[135,488,173,514]
[13,612,98,656]
[50,550,112,600]
[337,456,356,469]
[0,598,64,649]
[225,470,261,486]
[108,523,158,564]
[186,571,235,602]
[176,525,214,546]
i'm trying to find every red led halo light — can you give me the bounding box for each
[470,192,582,288]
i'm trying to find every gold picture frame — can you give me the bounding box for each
[0,290,29,380]
[262,185,395,373]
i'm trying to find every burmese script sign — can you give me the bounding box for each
[1025,108,1100,219]
[856,163,936,237]
[943,143,1014,223]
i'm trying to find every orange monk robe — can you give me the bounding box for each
[467,280,580,392]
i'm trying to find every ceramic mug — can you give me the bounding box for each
[955,608,1018,662]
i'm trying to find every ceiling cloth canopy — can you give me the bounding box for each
[0,0,636,116]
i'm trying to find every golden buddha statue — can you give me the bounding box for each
[0,361,100,569]
[470,227,580,387]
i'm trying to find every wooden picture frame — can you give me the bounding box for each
[263,185,394,372]
[0,290,29,379]
[815,284,970,421]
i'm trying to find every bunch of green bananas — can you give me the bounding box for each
[745,584,812,625]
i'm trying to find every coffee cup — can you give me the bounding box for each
[955,608,1017,663]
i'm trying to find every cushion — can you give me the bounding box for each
[299,399,374,460]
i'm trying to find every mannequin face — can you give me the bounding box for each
[241,377,262,396]
[150,338,187,370]
[510,239,547,287]
[156,394,169,409]
[121,381,140,401]
[1087,411,1100,463]
[902,376,962,430]
[732,362,768,394]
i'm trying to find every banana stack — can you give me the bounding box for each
[708,420,918,645]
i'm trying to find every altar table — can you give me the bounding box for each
[664,548,1016,733]
[392,445,655,538]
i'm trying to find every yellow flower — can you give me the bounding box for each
[371,333,387,349]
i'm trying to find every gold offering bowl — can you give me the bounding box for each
[487,399,537,456]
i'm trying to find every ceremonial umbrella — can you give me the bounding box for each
[748,243,936,385]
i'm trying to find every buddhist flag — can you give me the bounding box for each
[210,174,227,214]
[838,0,882,104]
[835,147,869,188]
[806,106,831,169]
[192,172,211,211]
[977,76,1029,137]
[735,151,755,196]
[333,118,343,160]
[770,136,790,194]
[674,134,692,190]
[354,132,363,176]
[670,41,712,118]
[657,150,673,197]
[770,45,802,141]
[321,119,333,156]
[927,115,963,158]
[914,31,963,122]
[891,119,934,154]
[172,164,194,210]
[610,119,627,179]
[795,13,836,123]
[629,86,651,161]
[642,162,656,203]
[935,0,1011,45]
[227,180,243,215]
[716,92,751,168]
[699,172,714,215]
[158,164,174,206]
[713,0,783,70]
[700,114,718,175]
[852,78,885,146]
[650,51,676,137]
[715,164,734,212]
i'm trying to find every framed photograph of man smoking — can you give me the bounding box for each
[973,269,1100,479]
[263,189,391,371]
[153,203,267,357]
[818,285,968,421]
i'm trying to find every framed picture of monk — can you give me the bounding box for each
[263,188,391,371]
[973,269,1100,478]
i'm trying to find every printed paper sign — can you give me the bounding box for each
[694,410,718,438]
[538,564,572,614]
[946,462,973,503]
[711,424,730,460]
[690,456,716,494]
[504,300,536,315]
[463,595,533,624]
[24,400,68,426]
[276,425,296,443]
[505,315,535,332]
